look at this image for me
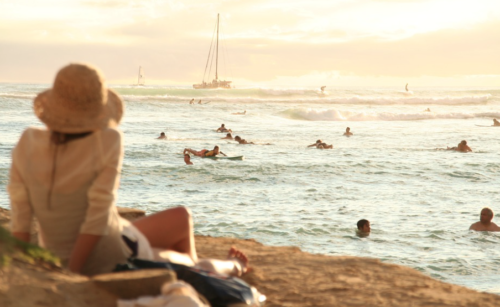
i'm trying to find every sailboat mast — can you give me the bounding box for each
[215,13,219,82]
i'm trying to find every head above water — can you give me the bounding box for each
[346,127,350,132]
[221,124,225,127]
[226,133,232,137]
[235,136,241,141]
[316,139,322,144]
[213,146,220,154]
[480,207,494,224]
[160,132,165,136]
[460,140,467,145]
[357,219,370,233]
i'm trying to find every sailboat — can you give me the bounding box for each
[193,14,232,89]
[137,66,145,86]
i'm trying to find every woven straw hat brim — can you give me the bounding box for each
[34,88,123,133]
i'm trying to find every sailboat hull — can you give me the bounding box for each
[193,81,232,89]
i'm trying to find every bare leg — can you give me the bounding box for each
[133,206,198,263]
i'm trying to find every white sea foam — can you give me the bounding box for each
[279,108,500,121]
[0,93,36,99]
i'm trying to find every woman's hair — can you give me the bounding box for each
[226,133,232,137]
[50,131,92,145]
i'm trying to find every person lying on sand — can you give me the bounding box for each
[232,110,246,115]
[343,127,353,137]
[308,140,333,149]
[216,124,232,133]
[184,154,193,165]
[493,119,500,126]
[469,208,500,232]
[221,133,233,140]
[234,136,255,145]
[184,146,227,157]
[356,219,371,237]
[157,132,167,140]
[447,140,472,152]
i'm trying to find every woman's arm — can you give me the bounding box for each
[68,234,101,273]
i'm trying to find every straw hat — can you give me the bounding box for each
[34,63,124,133]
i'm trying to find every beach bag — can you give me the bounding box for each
[115,258,263,307]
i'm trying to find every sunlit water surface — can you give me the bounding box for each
[1,84,499,293]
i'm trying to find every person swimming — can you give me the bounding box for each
[221,133,233,140]
[469,207,500,231]
[157,132,167,140]
[189,99,194,105]
[447,140,472,153]
[184,146,227,157]
[343,127,353,137]
[307,139,333,149]
[320,86,326,92]
[234,136,254,145]
[216,124,232,133]
[198,100,202,104]
[356,219,371,237]
[424,108,431,112]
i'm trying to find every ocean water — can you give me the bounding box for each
[1,84,500,294]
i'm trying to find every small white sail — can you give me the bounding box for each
[137,66,145,86]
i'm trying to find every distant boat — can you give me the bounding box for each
[193,14,232,89]
[137,66,145,86]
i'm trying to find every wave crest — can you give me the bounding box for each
[279,108,500,121]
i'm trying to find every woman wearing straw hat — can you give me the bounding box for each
[7,63,249,276]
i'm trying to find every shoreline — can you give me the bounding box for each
[2,207,500,306]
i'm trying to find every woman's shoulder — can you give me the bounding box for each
[97,128,123,143]
[17,127,49,144]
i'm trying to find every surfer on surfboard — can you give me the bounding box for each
[184,146,227,157]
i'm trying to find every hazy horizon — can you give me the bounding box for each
[1,0,500,86]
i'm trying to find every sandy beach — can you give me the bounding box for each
[1,207,500,307]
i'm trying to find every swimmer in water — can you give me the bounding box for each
[469,208,500,232]
[493,119,500,126]
[424,108,431,112]
[184,146,226,157]
[343,127,353,137]
[189,99,194,105]
[356,219,371,237]
[216,124,232,133]
[184,154,193,165]
[234,136,255,145]
[320,86,326,92]
[447,140,472,153]
[221,133,233,140]
[198,100,202,104]
[307,139,333,149]
[157,132,167,140]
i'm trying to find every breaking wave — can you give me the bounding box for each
[279,108,500,121]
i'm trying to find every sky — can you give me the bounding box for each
[1,0,500,86]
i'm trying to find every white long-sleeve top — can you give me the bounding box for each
[8,127,151,275]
